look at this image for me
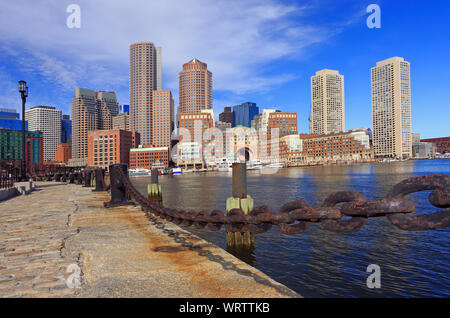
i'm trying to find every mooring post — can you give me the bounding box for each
[83,170,91,187]
[148,168,163,205]
[226,162,255,247]
[92,168,107,192]
[77,171,83,185]
[69,171,75,184]
[104,164,134,207]
[61,171,67,183]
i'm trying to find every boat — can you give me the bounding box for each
[128,168,150,177]
[266,162,285,168]
[171,167,182,175]
[217,158,232,172]
[247,160,263,170]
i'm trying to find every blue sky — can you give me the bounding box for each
[0,0,449,138]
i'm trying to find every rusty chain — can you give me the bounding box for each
[114,166,450,234]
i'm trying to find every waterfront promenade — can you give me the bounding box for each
[0,182,299,298]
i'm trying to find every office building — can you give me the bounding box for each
[87,129,140,169]
[215,121,232,131]
[371,57,412,158]
[219,107,233,126]
[25,106,62,161]
[129,145,169,169]
[129,42,161,145]
[55,143,72,163]
[61,114,72,145]
[310,69,345,134]
[232,102,259,128]
[0,108,28,131]
[178,58,212,114]
[72,88,119,160]
[112,113,130,131]
[300,130,374,164]
[420,137,449,154]
[0,128,43,173]
[152,90,174,148]
[177,111,214,166]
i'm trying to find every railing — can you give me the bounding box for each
[0,173,14,189]
[107,164,450,233]
[32,164,450,233]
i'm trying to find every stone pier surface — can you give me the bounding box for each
[0,182,299,298]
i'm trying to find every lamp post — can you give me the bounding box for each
[18,80,28,181]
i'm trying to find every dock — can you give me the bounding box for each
[0,181,299,298]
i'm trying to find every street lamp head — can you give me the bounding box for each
[18,80,28,97]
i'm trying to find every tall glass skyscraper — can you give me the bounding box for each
[61,114,72,144]
[232,102,259,127]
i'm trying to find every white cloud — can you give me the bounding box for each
[0,0,354,111]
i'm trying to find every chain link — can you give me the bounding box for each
[114,166,450,234]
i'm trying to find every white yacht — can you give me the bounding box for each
[128,168,150,177]
[217,158,232,172]
[247,160,263,170]
[171,167,182,175]
[266,162,285,169]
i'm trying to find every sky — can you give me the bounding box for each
[0,0,449,139]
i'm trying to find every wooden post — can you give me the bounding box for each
[148,168,162,205]
[226,162,254,248]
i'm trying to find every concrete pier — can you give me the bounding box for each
[0,182,299,298]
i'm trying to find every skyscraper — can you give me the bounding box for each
[61,114,72,145]
[310,69,345,135]
[129,42,162,145]
[371,57,412,158]
[0,108,28,130]
[232,102,259,127]
[71,88,119,160]
[178,58,212,114]
[152,90,174,148]
[219,107,233,126]
[25,106,61,161]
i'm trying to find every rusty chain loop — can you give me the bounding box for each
[113,166,450,234]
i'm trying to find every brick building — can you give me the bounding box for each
[55,143,72,164]
[300,130,374,164]
[87,129,140,170]
[420,137,450,154]
[177,111,214,166]
[129,145,169,169]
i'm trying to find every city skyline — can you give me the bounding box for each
[0,1,449,139]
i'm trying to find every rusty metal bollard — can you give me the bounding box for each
[76,171,83,185]
[147,168,163,205]
[69,172,75,184]
[92,168,107,192]
[104,164,134,208]
[226,163,255,248]
[83,170,92,187]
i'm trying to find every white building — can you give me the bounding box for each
[310,69,345,135]
[371,57,412,158]
[25,106,61,161]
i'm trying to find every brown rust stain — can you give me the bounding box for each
[77,191,282,297]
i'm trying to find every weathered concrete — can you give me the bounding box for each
[0,182,299,298]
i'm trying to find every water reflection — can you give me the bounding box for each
[131,159,450,297]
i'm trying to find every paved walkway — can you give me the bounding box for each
[0,182,299,298]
